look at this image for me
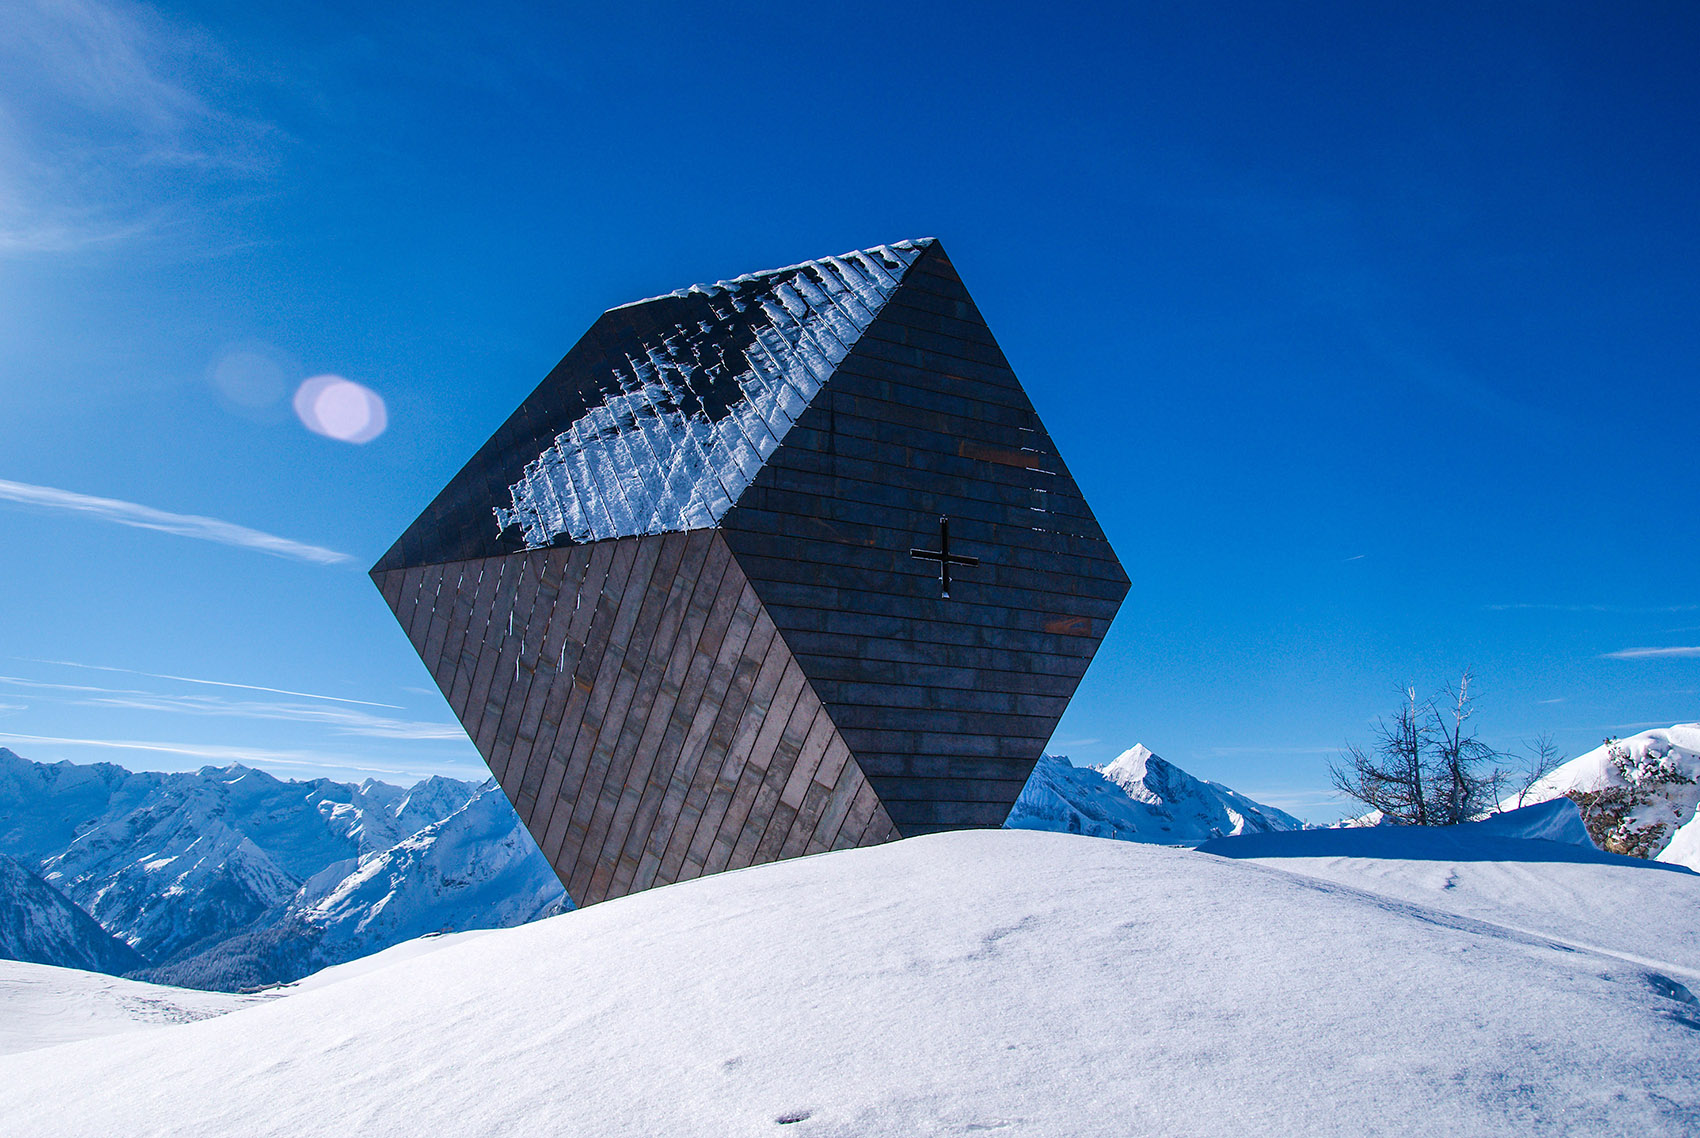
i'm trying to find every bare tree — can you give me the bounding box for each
[1330,686,1431,825]
[1331,673,1509,825]
[1506,733,1565,808]
[1428,671,1501,824]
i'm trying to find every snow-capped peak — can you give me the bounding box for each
[1008,748,1302,844]
[1101,744,1154,794]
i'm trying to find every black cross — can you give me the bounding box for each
[910,515,979,598]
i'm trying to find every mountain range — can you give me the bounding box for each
[0,741,1302,989]
[14,726,1696,993]
[0,748,566,990]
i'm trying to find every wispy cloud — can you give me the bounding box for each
[1601,646,1700,660]
[0,730,482,782]
[1207,745,1340,757]
[0,478,352,564]
[0,0,276,254]
[1486,603,1699,614]
[1230,789,1341,817]
[24,658,400,708]
[0,676,460,740]
[91,693,464,741]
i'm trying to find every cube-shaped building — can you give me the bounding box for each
[373,239,1128,905]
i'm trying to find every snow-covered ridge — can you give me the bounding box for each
[1007,745,1303,843]
[4,741,1300,987]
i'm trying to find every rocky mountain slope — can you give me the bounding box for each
[142,784,570,990]
[0,857,142,976]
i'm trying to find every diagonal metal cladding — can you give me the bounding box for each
[373,533,899,908]
[373,239,1126,905]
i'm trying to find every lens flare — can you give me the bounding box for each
[293,376,387,444]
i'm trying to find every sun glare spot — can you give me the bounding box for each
[294,376,388,444]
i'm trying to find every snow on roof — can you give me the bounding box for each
[493,241,930,547]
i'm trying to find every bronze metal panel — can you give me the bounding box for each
[734,686,823,866]
[375,568,406,613]
[804,746,868,854]
[575,533,722,904]
[546,535,669,884]
[487,555,553,787]
[538,537,644,865]
[656,614,777,885]
[460,556,525,747]
[702,656,807,876]
[610,543,750,897]
[630,583,762,893]
[446,557,503,720]
[511,550,588,814]
[400,564,437,655]
[429,559,486,717]
[679,623,791,877]
[526,541,619,803]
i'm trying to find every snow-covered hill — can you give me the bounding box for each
[1,816,1695,1137]
[1511,724,1700,869]
[1007,745,1302,842]
[0,750,563,989]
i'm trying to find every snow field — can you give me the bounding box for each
[2,828,1697,1137]
[0,962,262,1056]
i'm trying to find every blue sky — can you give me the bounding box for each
[0,1,1695,818]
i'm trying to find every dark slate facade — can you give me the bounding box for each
[374,239,1128,905]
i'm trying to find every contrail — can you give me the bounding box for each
[0,478,353,565]
[1601,646,1700,660]
[0,731,482,781]
[20,658,404,709]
